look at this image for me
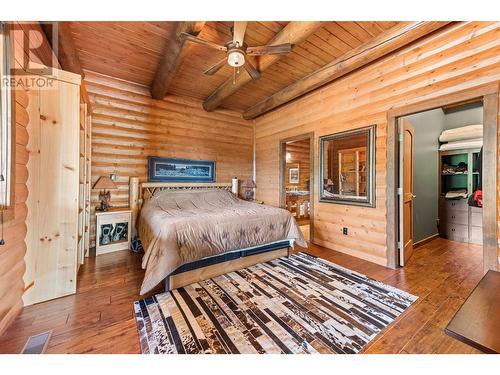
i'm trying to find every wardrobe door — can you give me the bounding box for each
[23,87,41,304]
[24,78,80,305]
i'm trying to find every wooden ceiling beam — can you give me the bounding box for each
[41,21,92,112]
[242,21,451,120]
[42,22,83,76]
[202,21,324,112]
[151,21,205,100]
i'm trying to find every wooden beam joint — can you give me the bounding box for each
[41,21,92,113]
[151,21,205,100]
[242,21,451,120]
[202,21,323,112]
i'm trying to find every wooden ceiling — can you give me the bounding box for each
[69,21,401,113]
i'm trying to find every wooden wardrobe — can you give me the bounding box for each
[23,66,91,306]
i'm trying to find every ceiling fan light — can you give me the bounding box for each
[227,51,245,67]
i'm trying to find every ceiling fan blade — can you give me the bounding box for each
[244,59,261,80]
[204,58,227,75]
[246,43,292,56]
[180,32,227,52]
[233,21,248,46]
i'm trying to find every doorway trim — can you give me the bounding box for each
[386,83,499,273]
[279,132,315,242]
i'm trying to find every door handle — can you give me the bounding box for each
[412,194,416,198]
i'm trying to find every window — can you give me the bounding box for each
[319,125,376,207]
[0,22,12,207]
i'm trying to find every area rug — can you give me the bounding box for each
[134,252,417,354]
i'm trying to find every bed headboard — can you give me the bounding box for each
[140,182,232,201]
[128,177,232,236]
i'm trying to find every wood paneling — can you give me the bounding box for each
[0,23,58,335]
[41,22,92,112]
[202,21,323,112]
[220,22,400,112]
[254,21,500,267]
[69,22,176,87]
[243,22,449,119]
[151,21,206,99]
[68,21,399,112]
[84,70,253,245]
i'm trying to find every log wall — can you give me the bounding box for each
[0,22,58,335]
[254,22,500,266]
[84,71,254,245]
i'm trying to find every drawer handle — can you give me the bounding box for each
[451,215,455,219]
[452,229,455,232]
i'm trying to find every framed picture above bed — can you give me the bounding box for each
[147,157,216,183]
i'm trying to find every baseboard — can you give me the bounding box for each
[312,238,387,267]
[414,233,440,249]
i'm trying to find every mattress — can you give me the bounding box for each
[438,124,483,143]
[138,188,307,294]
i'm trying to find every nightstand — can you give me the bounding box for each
[95,207,132,255]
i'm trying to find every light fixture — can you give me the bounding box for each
[241,179,256,201]
[93,176,118,211]
[227,50,245,67]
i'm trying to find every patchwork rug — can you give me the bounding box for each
[134,252,417,354]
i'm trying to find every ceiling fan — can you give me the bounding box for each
[180,21,292,81]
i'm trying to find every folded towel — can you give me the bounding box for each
[445,189,468,199]
[439,124,483,142]
[439,138,482,151]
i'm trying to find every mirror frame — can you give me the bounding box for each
[318,125,376,207]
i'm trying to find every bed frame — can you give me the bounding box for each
[129,178,292,291]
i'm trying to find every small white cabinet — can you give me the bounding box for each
[95,208,132,255]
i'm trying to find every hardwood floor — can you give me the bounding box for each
[0,238,483,354]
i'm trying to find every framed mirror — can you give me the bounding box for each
[319,125,375,207]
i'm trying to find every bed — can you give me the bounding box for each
[129,181,307,294]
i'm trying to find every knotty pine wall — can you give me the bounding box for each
[0,23,58,335]
[254,21,500,266]
[84,71,254,245]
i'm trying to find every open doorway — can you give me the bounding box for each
[398,101,484,265]
[387,85,498,274]
[279,134,314,242]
